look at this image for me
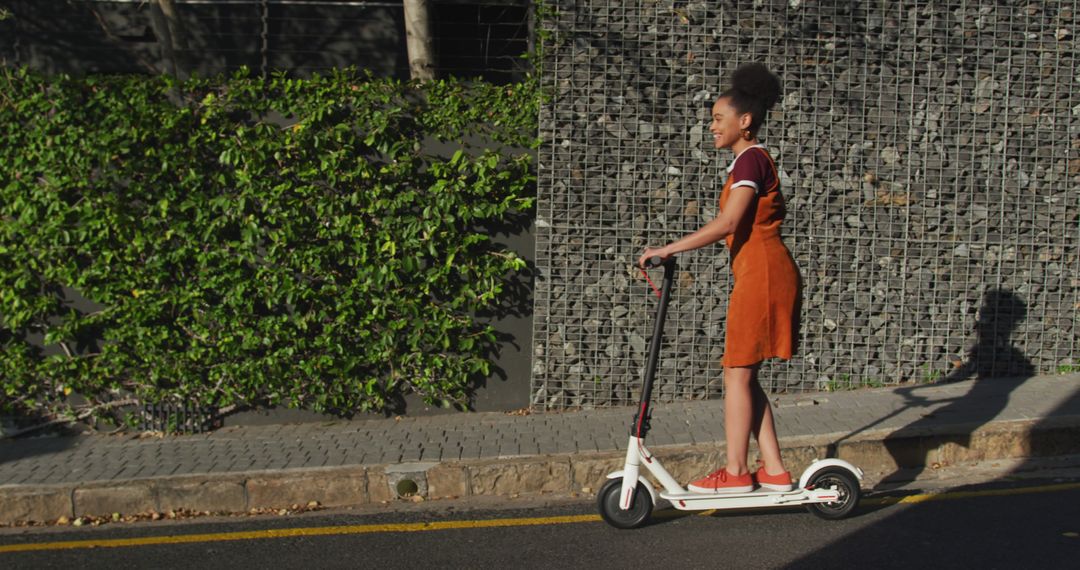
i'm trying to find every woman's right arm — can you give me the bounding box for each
[638,186,755,267]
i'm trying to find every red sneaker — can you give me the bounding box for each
[752,461,793,491]
[687,468,754,493]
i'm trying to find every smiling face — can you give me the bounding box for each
[709,96,752,150]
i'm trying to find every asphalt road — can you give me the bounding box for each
[2,479,1078,569]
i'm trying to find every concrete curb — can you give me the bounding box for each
[2,417,1078,525]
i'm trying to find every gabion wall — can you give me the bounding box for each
[532,0,1079,409]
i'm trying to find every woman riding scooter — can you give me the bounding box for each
[638,63,800,494]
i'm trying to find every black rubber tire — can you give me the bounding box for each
[597,477,653,529]
[805,468,861,520]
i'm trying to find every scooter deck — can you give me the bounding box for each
[660,487,836,510]
[660,487,800,501]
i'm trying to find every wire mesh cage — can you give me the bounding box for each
[532,0,1079,410]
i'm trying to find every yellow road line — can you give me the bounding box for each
[2,481,1078,554]
[0,514,601,554]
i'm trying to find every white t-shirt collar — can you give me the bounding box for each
[726,144,767,173]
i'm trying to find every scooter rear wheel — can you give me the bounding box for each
[597,477,653,529]
[805,468,861,520]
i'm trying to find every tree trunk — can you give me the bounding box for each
[158,0,189,77]
[402,0,435,80]
[148,0,177,78]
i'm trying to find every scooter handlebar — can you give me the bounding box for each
[640,256,665,269]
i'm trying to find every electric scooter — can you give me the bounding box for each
[598,256,863,529]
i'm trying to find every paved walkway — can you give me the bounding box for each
[2,373,1078,488]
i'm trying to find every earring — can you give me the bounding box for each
[741,129,754,141]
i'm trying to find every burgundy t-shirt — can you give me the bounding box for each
[728,145,779,196]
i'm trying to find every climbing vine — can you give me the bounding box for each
[0,67,538,428]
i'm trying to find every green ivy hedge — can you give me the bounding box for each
[0,67,538,427]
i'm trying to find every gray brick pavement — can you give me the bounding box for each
[1,373,1078,487]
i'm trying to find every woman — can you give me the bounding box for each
[638,63,800,493]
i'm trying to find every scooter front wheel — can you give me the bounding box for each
[805,468,861,520]
[597,477,653,529]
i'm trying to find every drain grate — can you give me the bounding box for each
[139,402,220,434]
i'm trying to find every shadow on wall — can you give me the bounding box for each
[471,210,536,408]
[822,289,1035,471]
[877,288,1035,487]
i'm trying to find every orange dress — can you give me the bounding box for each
[718,145,801,367]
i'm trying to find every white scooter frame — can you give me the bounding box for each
[598,257,863,529]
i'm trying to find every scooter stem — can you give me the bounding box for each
[632,257,677,439]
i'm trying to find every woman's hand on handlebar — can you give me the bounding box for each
[638,247,671,269]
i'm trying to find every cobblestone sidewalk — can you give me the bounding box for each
[1,373,1078,524]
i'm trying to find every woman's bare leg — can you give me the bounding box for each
[723,366,756,475]
[749,369,787,474]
